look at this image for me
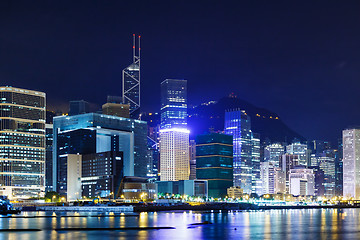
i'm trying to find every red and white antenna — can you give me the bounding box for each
[133,34,136,62]
[138,35,141,59]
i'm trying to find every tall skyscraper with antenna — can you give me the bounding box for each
[122,34,141,118]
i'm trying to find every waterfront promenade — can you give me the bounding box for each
[20,202,360,213]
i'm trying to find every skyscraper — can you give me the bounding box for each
[45,123,53,192]
[286,142,308,166]
[310,153,336,198]
[0,86,46,199]
[196,133,233,198]
[251,132,262,195]
[224,109,252,193]
[53,113,148,194]
[335,139,343,196]
[160,79,187,129]
[318,156,335,198]
[189,140,197,180]
[264,143,285,167]
[343,128,360,199]
[122,34,141,118]
[260,162,275,194]
[159,79,189,181]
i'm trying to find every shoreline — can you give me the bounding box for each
[20,203,360,213]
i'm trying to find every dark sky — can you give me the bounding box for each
[1,1,360,143]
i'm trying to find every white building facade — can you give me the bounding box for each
[289,167,315,196]
[159,129,190,181]
[343,129,360,199]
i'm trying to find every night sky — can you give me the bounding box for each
[1,1,360,143]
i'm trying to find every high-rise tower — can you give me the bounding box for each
[159,79,189,181]
[224,109,252,193]
[0,86,46,199]
[122,34,141,118]
[343,128,360,199]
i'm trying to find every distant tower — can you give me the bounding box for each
[122,34,141,118]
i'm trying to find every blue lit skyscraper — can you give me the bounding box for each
[251,132,262,195]
[224,109,252,193]
[159,79,189,181]
[160,79,187,129]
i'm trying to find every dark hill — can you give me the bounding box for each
[188,96,305,143]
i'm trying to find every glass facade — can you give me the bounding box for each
[196,133,233,198]
[224,110,252,193]
[0,86,46,199]
[260,162,275,194]
[264,143,285,167]
[189,140,196,180]
[159,79,189,181]
[335,139,343,196]
[251,132,261,195]
[160,79,187,129]
[286,142,308,167]
[45,123,53,192]
[122,62,140,118]
[53,113,148,194]
[81,151,123,198]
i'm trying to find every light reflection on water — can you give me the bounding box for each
[0,209,359,239]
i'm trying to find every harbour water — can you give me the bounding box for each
[0,208,359,239]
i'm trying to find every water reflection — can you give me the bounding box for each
[0,209,359,239]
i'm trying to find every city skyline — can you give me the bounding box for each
[1,2,360,239]
[1,1,360,143]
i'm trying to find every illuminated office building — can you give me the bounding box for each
[189,140,196,180]
[335,140,343,196]
[0,86,46,199]
[274,168,286,194]
[289,167,315,196]
[260,162,275,194]
[45,123,53,192]
[343,128,360,199]
[251,132,262,195]
[159,79,189,181]
[53,113,148,194]
[224,109,252,193]
[280,154,299,193]
[196,133,233,198]
[159,128,189,181]
[310,153,336,198]
[81,151,124,198]
[286,142,308,166]
[264,143,284,167]
[160,79,187,129]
